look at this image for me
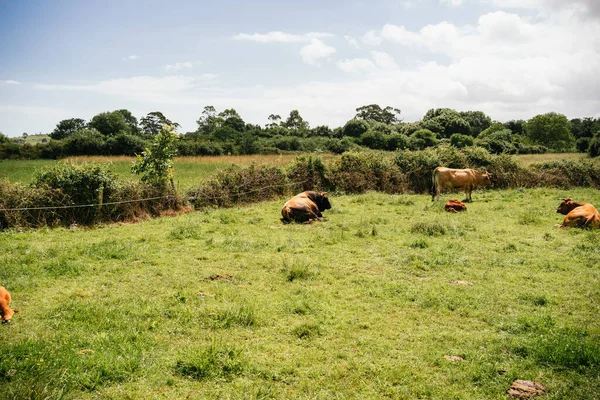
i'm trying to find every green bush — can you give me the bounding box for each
[188,164,289,209]
[533,160,600,188]
[286,155,329,192]
[328,151,407,194]
[394,148,467,193]
[450,133,474,148]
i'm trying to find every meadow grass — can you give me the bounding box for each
[0,154,336,191]
[1,187,599,399]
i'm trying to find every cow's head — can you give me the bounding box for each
[556,198,577,215]
[482,170,492,186]
[315,192,332,212]
[1,309,19,324]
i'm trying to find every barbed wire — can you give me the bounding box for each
[0,178,313,212]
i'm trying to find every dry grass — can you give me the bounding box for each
[514,153,592,166]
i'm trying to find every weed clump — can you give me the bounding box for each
[175,343,247,380]
[410,222,447,236]
[292,322,322,339]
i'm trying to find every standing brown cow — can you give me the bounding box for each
[281,191,331,223]
[432,167,491,202]
[555,198,600,229]
[0,286,19,324]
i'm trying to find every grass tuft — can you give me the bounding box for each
[175,342,247,380]
[410,222,447,236]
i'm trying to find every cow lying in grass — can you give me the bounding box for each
[556,198,600,229]
[281,191,331,223]
[0,286,19,324]
[445,199,467,213]
[432,167,492,202]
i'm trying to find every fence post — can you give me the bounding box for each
[97,184,104,223]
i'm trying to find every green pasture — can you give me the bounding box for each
[0,154,310,190]
[1,187,599,399]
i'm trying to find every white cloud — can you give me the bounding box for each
[362,30,382,46]
[440,0,464,6]
[164,61,195,71]
[232,31,333,43]
[299,39,336,66]
[337,58,377,73]
[1,80,20,85]
[488,0,600,18]
[344,35,360,49]
[34,75,221,105]
[125,55,140,61]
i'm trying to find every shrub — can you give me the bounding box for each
[286,155,329,192]
[188,164,288,209]
[409,129,439,150]
[450,133,474,148]
[62,129,107,155]
[131,125,179,189]
[106,134,148,156]
[394,148,466,193]
[328,151,407,194]
[343,119,370,138]
[532,160,600,188]
[589,134,600,158]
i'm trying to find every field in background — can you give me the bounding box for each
[0,188,599,399]
[0,152,593,189]
[513,152,589,166]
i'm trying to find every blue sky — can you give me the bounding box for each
[1,0,599,136]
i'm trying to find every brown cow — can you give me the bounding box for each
[432,167,491,202]
[0,286,19,324]
[445,199,467,213]
[555,198,600,229]
[281,191,331,223]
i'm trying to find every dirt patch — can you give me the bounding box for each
[443,355,465,362]
[507,380,546,398]
[206,274,233,281]
[450,280,473,286]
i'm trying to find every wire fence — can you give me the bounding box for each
[0,179,311,212]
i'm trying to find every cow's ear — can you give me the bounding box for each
[13,309,20,313]
[322,192,328,196]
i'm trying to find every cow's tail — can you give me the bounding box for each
[281,205,293,224]
[431,168,439,201]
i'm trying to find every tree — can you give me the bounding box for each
[525,112,575,152]
[267,114,282,129]
[115,109,141,135]
[0,132,10,144]
[450,133,474,148]
[140,111,179,136]
[459,111,492,137]
[283,110,309,135]
[342,119,369,138]
[503,119,526,135]
[354,104,401,124]
[89,111,132,137]
[219,109,245,132]
[422,108,470,138]
[131,125,179,189]
[196,106,221,135]
[50,118,87,140]
[409,129,438,150]
[589,132,600,158]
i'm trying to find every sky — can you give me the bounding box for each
[1,0,599,137]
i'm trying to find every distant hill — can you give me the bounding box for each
[11,134,51,145]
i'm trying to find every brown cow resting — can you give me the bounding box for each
[281,191,331,223]
[0,286,19,324]
[445,199,467,213]
[555,198,600,229]
[432,167,491,202]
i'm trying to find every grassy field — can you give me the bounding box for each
[1,187,599,399]
[0,154,335,190]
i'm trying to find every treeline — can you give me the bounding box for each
[1,105,600,159]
